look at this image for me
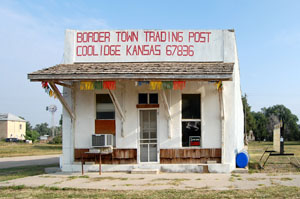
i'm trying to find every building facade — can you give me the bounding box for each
[28,29,244,173]
[0,113,26,140]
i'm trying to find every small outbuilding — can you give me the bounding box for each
[0,113,26,140]
[28,29,244,173]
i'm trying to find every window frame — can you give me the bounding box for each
[181,93,202,148]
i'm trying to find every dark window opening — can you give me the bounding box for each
[181,94,201,147]
[138,93,158,104]
[96,94,115,120]
[182,94,200,119]
[138,93,148,104]
[149,94,158,104]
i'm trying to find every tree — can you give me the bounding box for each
[25,130,39,143]
[252,112,268,141]
[242,94,256,136]
[34,123,51,136]
[26,121,33,132]
[262,105,300,141]
[59,114,63,127]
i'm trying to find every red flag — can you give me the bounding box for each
[173,81,186,90]
[103,81,116,90]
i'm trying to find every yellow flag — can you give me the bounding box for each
[49,90,53,97]
[80,81,94,90]
[149,81,162,90]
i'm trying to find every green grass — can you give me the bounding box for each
[67,175,89,180]
[89,176,129,182]
[0,164,58,182]
[248,141,300,172]
[0,185,299,198]
[0,141,61,157]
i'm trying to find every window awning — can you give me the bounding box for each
[28,62,234,81]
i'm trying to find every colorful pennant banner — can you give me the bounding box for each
[149,81,162,90]
[41,81,57,99]
[103,81,116,90]
[162,81,173,89]
[136,81,186,90]
[173,81,186,90]
[80,81,116,91]
[216,81,223,91]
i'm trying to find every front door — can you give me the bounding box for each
[139,110,158,162]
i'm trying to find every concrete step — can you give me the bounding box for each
[131,168,160,174]
[232,167,248,173]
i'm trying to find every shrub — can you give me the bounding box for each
[49,135,62,144]
[25,130,39,143]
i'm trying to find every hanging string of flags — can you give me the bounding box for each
[79,80,186,91]
[41,82,57,99]
[215,81,223,91]
[136,81,186,90]
[43,80,185,93]
[80,81,116,90]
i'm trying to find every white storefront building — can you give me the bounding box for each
[28,29,244,173]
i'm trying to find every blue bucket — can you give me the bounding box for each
[236,151,249,168]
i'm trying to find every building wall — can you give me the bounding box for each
[61,29,244,172]
[73,80,221,150]
[0,121,8,139]
[222,30,245,170]
[0,121,26,140]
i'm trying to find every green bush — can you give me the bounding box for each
[49,135,62,144]
[25,130,39,143]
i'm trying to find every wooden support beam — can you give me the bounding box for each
[161,90,172,138]
[108,90,125,121]
[108,90,125,137]
[54,81,73,89]
[161,90,171,119]
[49,82,75,120]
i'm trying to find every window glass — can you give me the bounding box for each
[182,121,201,147]
[182,94,200,119]
[149,94,158,104]
[138,93,158,104]
[181,94,201,147]
[96,94,115,119]
[138,93,148,104]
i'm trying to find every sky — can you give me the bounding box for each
[0,0,299,126]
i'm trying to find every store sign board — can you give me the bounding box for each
[71,30,224,63]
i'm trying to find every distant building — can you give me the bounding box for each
[39,135,50,143]
[0,113,26,140]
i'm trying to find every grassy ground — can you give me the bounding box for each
[0,185,299,199]
[0,141,61,157]
[0,141,299,198]
[0,164,58,182]
[248,141,300,172]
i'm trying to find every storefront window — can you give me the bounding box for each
[181,94,201,147]
[96,94,115,119]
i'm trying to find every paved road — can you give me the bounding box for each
[0,154,60,169]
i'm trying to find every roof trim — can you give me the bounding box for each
[28,62,234,81]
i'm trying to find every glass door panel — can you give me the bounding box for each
[139,110,157,162]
